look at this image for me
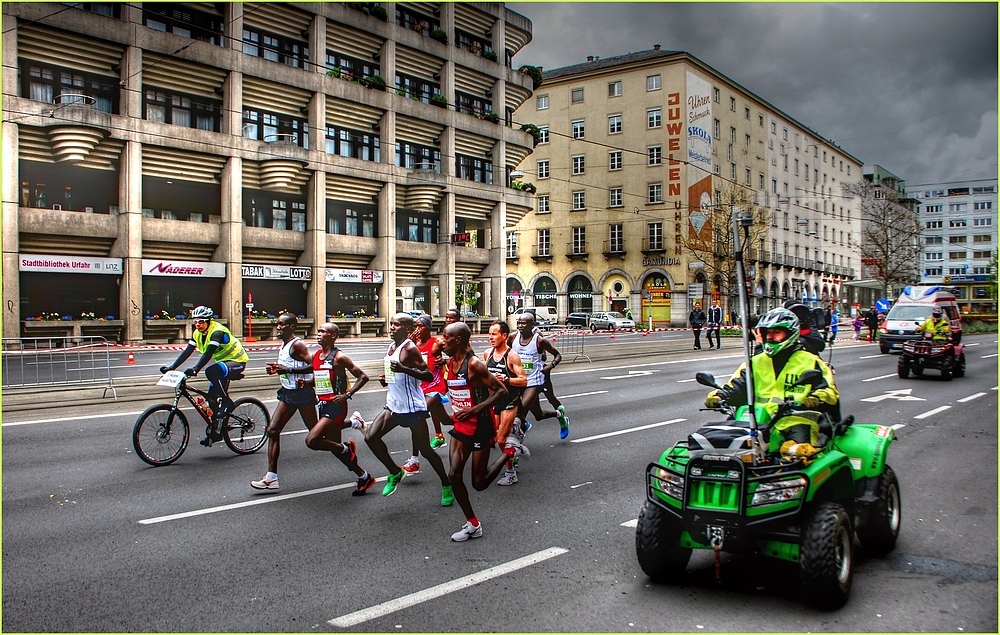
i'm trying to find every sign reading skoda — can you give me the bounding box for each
[242,265,311,280]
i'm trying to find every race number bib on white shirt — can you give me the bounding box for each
[383,357,396,384]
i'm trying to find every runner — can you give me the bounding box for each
[251,313,318,492]
[484,320,528,486]
[357,313,454,504]
[440,321,523,542]
[298,322,376,496]
[510,312,569,439]
[399,314,450,476]
[535,323,570,437]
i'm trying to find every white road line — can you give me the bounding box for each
[964,342,981,347]
[138,479,371,524]
[620,519,638,528]
[981,353,998,359]
[3,398,282,427]
[326,547,569,628]
[891,424,906,430]
[560,390,608,398]
[677,378,696,383]
[858,354,884,359]
[570,418,685,443]
[863,373,898,382]
[914,405,951,420]
[569,481,593,489]
[957,392,987,403]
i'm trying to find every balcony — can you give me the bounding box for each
[602,240,626,261]
[566,242,588,262]
[640,238,665,255]
[758,249,771,264]
[531,246,552,263]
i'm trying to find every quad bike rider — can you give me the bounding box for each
[898,307,966,380]
[636,212,901,610]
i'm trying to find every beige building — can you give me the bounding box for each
[510,46,862,326]
[3,2,535,343]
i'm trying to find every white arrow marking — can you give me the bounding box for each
[860,388,927,403]
[601,369,661,380]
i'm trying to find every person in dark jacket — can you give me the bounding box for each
[864,306,881,342]
[689,302,707,350]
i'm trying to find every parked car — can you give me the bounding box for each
[565,312,591,328]
[589,311,635,331]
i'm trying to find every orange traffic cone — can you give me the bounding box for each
[126,351,136,365]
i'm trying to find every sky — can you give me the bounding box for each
[510,2,998,191]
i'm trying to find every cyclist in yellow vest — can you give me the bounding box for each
[704,307,839,457]
[160,305,249,445]
[916,307,951,342]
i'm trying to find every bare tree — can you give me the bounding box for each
[678,184,770,306]
[845,180,922,297]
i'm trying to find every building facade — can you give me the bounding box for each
[3,2,536,342]
[510,46,863,325]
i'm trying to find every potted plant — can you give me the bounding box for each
[483,50,498,63]
[362,74,387,90]
[396,86,408,97]
[520,182,537,194]
[520,122,542,146]
[518,64,543,89]
[430,28,448,44]
[326,67,342,79]
[369,4,387,21]
[483,111,500,124]
[430,94,448,108]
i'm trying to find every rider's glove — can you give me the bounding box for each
[801,395,821,409]
[705,391,723,409]
[184,367,199,377]
[159,366,174,374]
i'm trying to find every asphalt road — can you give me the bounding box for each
[2,334,997,632]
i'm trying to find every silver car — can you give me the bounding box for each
[589,311,636,331]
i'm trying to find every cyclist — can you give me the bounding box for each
[160,305,249,446]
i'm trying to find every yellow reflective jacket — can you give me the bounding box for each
[193,320,249,364]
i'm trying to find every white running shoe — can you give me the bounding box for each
[504,437,531,459]
[497,470,518,486]
[250,475,279,491]
[349,411,367,433]
[451,520,483,542]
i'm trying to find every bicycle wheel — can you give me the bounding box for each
[132,404,189,466]
[222,397,270,455]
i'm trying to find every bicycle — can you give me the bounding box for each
[131,370,270,466]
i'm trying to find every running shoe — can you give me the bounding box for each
[505,437,531,459]
[450,520,483,542]
[401,456,421,474]
[557,406,570,440]
[250,475,279,491]
[352,472,376,496]
[349,411,367,433]
[522,420,532,435]
[497,470,518,487]
[430,433,448,449]
[343,439,357,464]
[382,470,405,496]
[441,485,455,507]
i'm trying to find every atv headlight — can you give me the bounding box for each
[654,467,684,500]
[750,476,807,507]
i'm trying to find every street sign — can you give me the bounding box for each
[876,298,890,313]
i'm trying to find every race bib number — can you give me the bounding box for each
[384,358,396,384]
[157,370,185,387]
[523,360,535,371]
[447,386,473,410]
[315,367,334,395]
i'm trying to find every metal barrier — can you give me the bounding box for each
[553,330,591,363]
[2,337,117,398]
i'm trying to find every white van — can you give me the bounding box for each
[513,306,558,328]
[880,285,963,353]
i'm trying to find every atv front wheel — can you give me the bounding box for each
[856,465,901,556]
[897,358,909,379]
[940,359,953,381]
[953,353,966,378]
[800,502,853,609]
[635,501,691,582]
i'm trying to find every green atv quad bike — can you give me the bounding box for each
[636,369,901,609]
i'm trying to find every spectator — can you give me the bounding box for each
[689,302,706,350]
[865,306,880,342]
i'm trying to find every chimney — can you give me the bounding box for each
[587,55,594,62]
[653,44,661,51]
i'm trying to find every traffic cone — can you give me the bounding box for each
[126,351,136,365]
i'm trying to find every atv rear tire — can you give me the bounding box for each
[856,465,901,556]
[635,501,691,582]
[953,353,966,378]
[897,358,909,379]
[800,502,853,609]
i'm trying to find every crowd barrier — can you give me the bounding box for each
[552,330,591,363]
[2,337,117,398]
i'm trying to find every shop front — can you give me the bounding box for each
[19,254,124,340]
[531,277,558,311]
[641,274,672,324]
[142,259,225,319]
[241,264,311,318]
[505,277,524,315]
[566,275,594,314]
[326,268,383,318]
[602,277,630,313]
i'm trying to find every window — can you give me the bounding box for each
[926,220,943,229]
[454,90,492,117]
[572,226,586,254]
[730,163,736,180]
[325,125,380,161]
[949,251,967,260]
[394,71,440,103]
[538,126,549,144]
[758,113,764,127]
[537,228,550,256]
[609,187,623,208]
[770,121,776,134]
[572,120,585,139]
[974,217,993,226]
[794,159,799,176]
[647,222,663,250]
[648,146,662,166]
[572,191,586,211]
[609,223,624,252]
[646,74,661,91]
[924,204,943,213]
[608,114,622,134]
[572,155,585,175]
[949,235,968,244]
[647,108,661,128]
[506,232,518,259]
[950,219,968,228]
[144,88,220,131]
[456,154,493,184]
[745,168,752,186]
[745,106,751,119]
[537,195,550,214]
[924,267,943,276]
[536,94,548,110]
[395,141,440,171]
[759,173,765,190]
[609,150,623,171]
[713,119,720,139]
[608,81,622,97]
[648,183,662,204]
[973,251,992,259]
[974,234,993,243]
[328,51,380,82]
[729,96,736,111]
[243,26,308,68]
[949,203,967,212]
[24,62,118,113]
[974,201,993,210]
[924,236,943,245]
[537,160,549,179]
[713,88,720,102]
[571,87,584,103]
[745,134,751,151]
[782,127,788,140]
[144,3,223,45]
[243,108,308,148]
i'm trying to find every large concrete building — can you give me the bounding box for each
[3,2,535,342]
[509,46,863,325]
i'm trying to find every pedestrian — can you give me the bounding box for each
[398,314,450,477]
[440,321,521,542]
[853,314,864,341]
[251,313,319,491]
[510,311,569,439]
[822,304,833,341]
[484,320,528,486]
[865,306,880,342]
[299,322,376,496]
[829,307,839,343]
[357,313,454,504]
[689,302,706,350]
[707,298,723,350]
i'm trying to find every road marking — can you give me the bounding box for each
[621,519,638,528]
[677,378,696,383]
[138,479,371,524]
[3,398,282,427]
[957,392,987,403]
[858,354,885,359]
[891,424,906,430]
[964,342,981,347]
[326,547,569,628]
[601,369,661,380]
[981,353,998,359]
[914,405,951,420]
[570,418,685,443]
[570,481,593,489]
[560,390,608,398]
[860,389,925,403]
[862,373,898,382]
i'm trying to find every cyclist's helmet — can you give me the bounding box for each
[191,305,214,320]
[932,307,944,318]
[756,308,800,357]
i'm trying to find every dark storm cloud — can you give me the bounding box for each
[512,2,998,187]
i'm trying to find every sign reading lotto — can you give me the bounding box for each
[325,268,384,284]
[242,265,312,280]
[142,259,226,278]
[19,254,122,274]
